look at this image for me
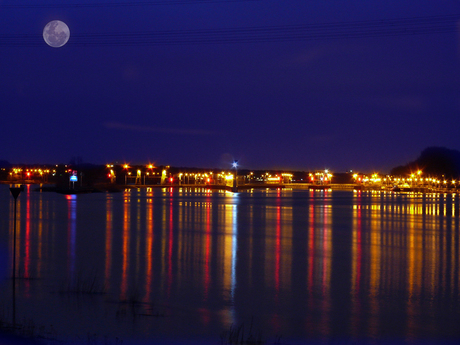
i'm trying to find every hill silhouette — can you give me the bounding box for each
[391,147,460,177]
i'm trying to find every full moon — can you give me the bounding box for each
[43,20,70,48]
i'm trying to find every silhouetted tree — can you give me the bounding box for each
[391,147,460,178]
[390,165,409,176]
[0,160,11,169]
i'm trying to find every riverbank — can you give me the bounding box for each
[3,181,459,194]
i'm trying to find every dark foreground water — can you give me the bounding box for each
[1,184,460,344]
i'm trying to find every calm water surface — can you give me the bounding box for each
[1,185,460,344]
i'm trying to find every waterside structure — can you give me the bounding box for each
[2,165,459,194]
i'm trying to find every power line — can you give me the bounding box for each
[0,0,261,9]
[0,14,458,47]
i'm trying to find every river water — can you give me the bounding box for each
[0,184,460,344]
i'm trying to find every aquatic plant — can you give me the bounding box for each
[0,314,59,344]
[116,290,165,319]
[220,318,287,345]
[58,272,107,295]
[220,320,264,345]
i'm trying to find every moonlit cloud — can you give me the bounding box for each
[122,66,141,82]
[308,134,335,144]
[104,121,218,136]
[366,95,427,112]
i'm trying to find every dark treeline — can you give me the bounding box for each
[3,146,460,183]
[391,147,460,178]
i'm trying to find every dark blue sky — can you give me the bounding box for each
[1,0,459,173]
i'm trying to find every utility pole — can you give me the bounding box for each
[9,185,23,327]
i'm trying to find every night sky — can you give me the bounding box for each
[1,0,459,173]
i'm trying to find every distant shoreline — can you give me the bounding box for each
[3,181,458,195]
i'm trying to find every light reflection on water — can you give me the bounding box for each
[0,186,460,344]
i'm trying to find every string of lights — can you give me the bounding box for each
[0,14,458,47]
